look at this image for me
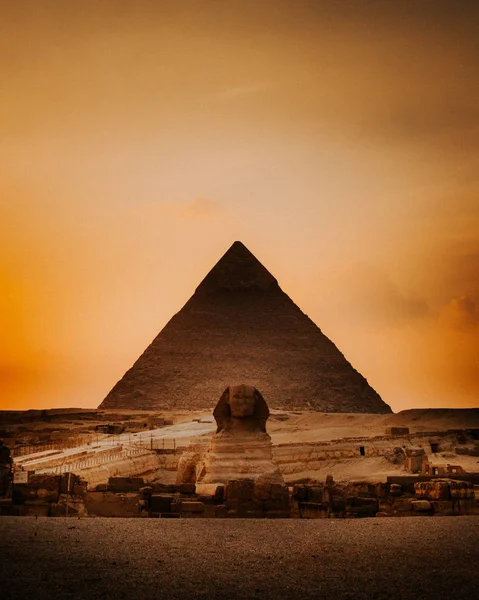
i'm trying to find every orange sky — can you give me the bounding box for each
[1,1,478,412]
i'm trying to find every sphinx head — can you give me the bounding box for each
[213,384,270,432]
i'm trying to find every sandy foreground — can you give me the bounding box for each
[1,517,478,600]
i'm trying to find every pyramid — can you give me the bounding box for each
[99,241,391,413]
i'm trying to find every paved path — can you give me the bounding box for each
[1,516,478,600]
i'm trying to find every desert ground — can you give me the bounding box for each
[1,516,478,600]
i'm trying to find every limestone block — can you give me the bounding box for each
[352,504,378,518]
[455,499,477,515]
[330,495,346,513]
[178,483,196,495]
[308,487,324,503]
[349,496,378,508]
[431,501,455,516]
[415,480,451,500]
[378,501,393,514]
[203,505,217,518]
[225,479,255,501]
[392,498,413,516]
[181,501,205,514]
[35,488,58,502]
[411,500,432,512]
[195,483,224,501]
[299,502,329,519]
[449,481,474,499]
[292,485,308,501]
[264,498,290,512]
[215,505,228,518]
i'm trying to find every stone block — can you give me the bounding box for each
[36,488,58,502]
[108,477,145,492]
[308,486,324,503]
[195,483,224,502]
[270,483,289,501]
[411,500,432,512]
[299,502,329,519]
[225,479,255,501]
[330,495,346,513]
[215,505,228,518]
[415,480,451,501]
[150,494,172,514]
[152,483,178,494]
[28,474,60,492]
[455,499,477,515]
[376,512,390,517]
[171,498,183,513]
[392,498,413,515]
[389,484,403,497]
[203,504,217,518]
[178,483,196,495]
[293,485,308,501]
[180,501,205,513]
[431,500,455,516]
[264,498,290,512]
[449,481,474,499]
[72,485,86,498]
[350,496,378,508]
[197,494,215,505]
[378,502,393,514]
[254,481,272,501]
[352,504,378,518]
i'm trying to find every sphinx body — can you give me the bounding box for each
[194,385,284,485]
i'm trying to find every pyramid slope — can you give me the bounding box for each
[100,242,391,413]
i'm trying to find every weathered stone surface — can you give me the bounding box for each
[181,501,205,513]
[392,498,413,516]
[431,501,455,515]
[178,483,196,495]
[108,477,145,492]
[308,487,324,503]
[415,480,451,500]
[449,480,474,499]
[299,502,329,519]
[411,500,432,512]
[100,241,390,413]
[84,492,140,517]
[389,484,403,497]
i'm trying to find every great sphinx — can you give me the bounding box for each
[177,385,284,486]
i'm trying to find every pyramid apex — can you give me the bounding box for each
[195,241,278,293]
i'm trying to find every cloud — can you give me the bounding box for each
[317,262,430,329]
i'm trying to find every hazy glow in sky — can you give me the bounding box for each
[1,1,478,411]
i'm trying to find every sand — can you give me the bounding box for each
[1,516,478,600]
